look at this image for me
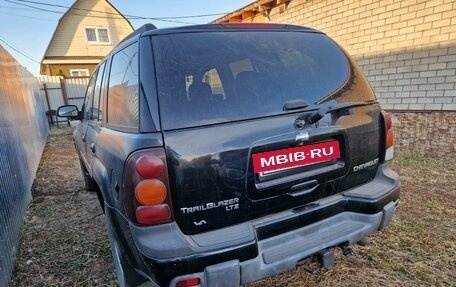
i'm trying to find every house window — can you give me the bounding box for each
[70,69,89,77]
[85,27,111,44]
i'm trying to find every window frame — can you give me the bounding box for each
[83,69,98,121]
[85,27,111,45]
[70,69,89,77]
[89,61,107,122]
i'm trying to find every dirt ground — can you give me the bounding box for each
[11,127,116,287]
[11,127,456,287]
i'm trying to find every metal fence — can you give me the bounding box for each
[38,75,89,110]
[0,46,48,286]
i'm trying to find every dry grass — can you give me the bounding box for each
[12,127,456,287]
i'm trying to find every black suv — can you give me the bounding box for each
[58,23,400,287]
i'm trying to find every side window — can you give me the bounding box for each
[107,42,139,128]
[83,69,98,120]
[90,61,106,121]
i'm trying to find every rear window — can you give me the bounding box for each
[153,31,350,130]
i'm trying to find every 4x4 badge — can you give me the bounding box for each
[296,131,310,142]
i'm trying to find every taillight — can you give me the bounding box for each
[135,179,166,205]
[136,204,171,225]
[175,278,200,287]
[123,148,173,225]
[381,110,394,161]
[135,154,165,178]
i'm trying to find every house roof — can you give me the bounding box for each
[41,0,134,61]
[212,0,291,23]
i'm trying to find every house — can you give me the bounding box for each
[40,0,134,77]
[214,0,456,156]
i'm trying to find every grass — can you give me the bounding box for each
[11,127,116,287]
[12,127,456,286]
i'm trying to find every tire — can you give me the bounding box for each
[79,159,97,191]
[105,214,128,287]
[105,212,158,287]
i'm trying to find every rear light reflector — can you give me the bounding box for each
[176,278,200,287]
[136,204,171,225]
[135,179,166,205]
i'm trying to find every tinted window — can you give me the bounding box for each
[153,32,354,130]
[83,69,98,120]
[90,61,106,121]
[107,42,139,128]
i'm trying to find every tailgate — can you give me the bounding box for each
[163,108,381,235]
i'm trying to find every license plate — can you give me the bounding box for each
[252,140,340,174]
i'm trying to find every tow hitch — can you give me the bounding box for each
[319,248,336,268]
[302,244,359,274]
[340,243,355,257]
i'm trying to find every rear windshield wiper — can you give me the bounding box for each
[299,101,375,126]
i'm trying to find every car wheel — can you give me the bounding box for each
[105,213,157,287]
[79,159,97,191]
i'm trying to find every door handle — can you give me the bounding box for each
[82,135,86,142]
[287,180,319,197]
[90,143,96,153]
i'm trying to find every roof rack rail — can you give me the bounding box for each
[119,23,157,44]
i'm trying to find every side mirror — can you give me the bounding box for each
[57,105,79,119]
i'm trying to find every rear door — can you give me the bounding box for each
[152,30,380,234]
[76,70,97,170]
[85,61,107,171]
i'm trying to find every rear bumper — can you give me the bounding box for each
[172,200,397,287]
[110,163,399,286]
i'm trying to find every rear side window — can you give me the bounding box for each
[107,42,139,129]
[83,69,98,120]
[153,32,357,130]
[90,61,106,121]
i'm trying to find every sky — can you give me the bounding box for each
[0,0,253,76]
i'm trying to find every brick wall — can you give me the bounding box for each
[392,111,456,156]
[266,0,456,111]
[357,47,456,111]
